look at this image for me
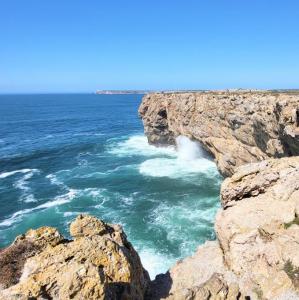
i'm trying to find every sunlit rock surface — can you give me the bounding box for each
[149,157,299,300]
[0,215,149,300]
[139,91,299,176]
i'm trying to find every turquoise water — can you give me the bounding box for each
[0,94,221,278]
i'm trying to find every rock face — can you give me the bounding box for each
[0,215,149,300]
[150,157,299,300]
[1,91,299,300]
[139,91,299,176]
[3,160,299,300]
[216,157,299,299]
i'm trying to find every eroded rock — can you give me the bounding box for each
[139,91,299,176]
[0,215,150,300]
[0,227,63,290]
[147,157,299,300]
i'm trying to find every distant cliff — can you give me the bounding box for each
[95,90,151,94]
[139,91,299,176]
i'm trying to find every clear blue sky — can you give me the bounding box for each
[1,0,299,93]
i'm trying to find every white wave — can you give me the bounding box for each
[0,189,78,228]
[151,202,218,238]
[24,194,37,203]
[46,174,63,186]
[63,211,79,217]
[176,135,204,160]
[8,169,40,203]
[73,133,104,136]
[14,169,39,191]
[147,194,219,259]
[138,248,176,279]
[139,157,217,178]
[139,135,218,178]
[108,135,176,157]
[38,189,77,209]
[83,188,107,199]
[0,168,39,179]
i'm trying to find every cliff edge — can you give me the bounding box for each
[139,91,299,176]
[148,157,299,300]
[1,91,299,299]
[1,158,299,299]
[0,215,149,300]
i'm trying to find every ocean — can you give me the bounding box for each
[0,94,221,278]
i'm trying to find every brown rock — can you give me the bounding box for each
[216,157,299,299]
[0,215,150,300]
[0,226,63,290]
[147,157,299,300]
[139,91,299,176]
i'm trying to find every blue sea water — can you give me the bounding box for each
[0,94,221,278]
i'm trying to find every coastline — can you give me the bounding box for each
[1,91,299,299]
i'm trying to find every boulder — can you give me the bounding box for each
[0,215,150,300]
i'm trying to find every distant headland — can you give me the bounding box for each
[95,89,299,95]
[95,90,153,94]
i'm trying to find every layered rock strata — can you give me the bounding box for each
[0,215,149,300]
[151,157,299,300]
[139,91,299,176]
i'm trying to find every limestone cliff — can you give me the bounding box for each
[1,91,299,300]
[149,157,299,300]
[139,91,299,176]
[0,215,149,300]
[1,158,299,299]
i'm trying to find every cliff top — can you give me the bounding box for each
[150,89,299,95]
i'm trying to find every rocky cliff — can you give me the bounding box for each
[1,91,299,300]
[0,215,149,300]
[1,157,299,299]
[148,156,299,300]
[2,158,299,299]
[139,91,299,176]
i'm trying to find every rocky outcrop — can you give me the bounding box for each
[0,215,149,300]
[1,162,299,300]
[150,157,299,299]
[0,227,64,290]
[1,91,299,300]
[139,91,299,176]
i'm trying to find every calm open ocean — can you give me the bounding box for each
[0,94,221,278]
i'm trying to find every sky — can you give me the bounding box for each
[0,0,299,93]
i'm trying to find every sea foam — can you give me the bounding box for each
[138,248,176,279]
[139,135,217,178]
[107,135,176,157]
[0,168,39,179]
[0,189,78,228]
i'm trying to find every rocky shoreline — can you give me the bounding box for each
[1,91,299,299]
[139,91,299,176]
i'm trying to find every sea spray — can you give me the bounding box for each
[139,135,217,178]
[176,135,204,161]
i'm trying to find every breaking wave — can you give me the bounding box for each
[0,189,78,227]
[138,248,176,279]
[0,132,221,278]
[107,135,176,157]
[0,168,39,179]
[139,135,218,178]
